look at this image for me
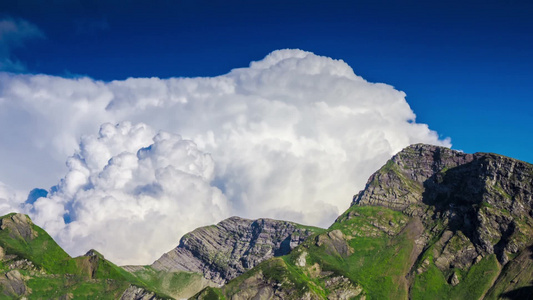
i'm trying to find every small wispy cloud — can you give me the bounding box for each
[0,17,45,72]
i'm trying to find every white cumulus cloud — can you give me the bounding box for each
[30,122,229,265]
[0,49,451,264]
[0,182,24,216]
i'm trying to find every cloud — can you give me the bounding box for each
[0,49,451,264]
[29,122,229,265]
[0,17,44,72]
[0,181,24,216]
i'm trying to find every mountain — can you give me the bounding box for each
[124,216,323,298]
[1,143,531,299]
[193,144,533,299]
[0,213,168,299]
[0,212,321,299]
[151,216,323,285]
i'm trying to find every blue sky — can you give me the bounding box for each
[3,0,530,162]
[0,0,532,263]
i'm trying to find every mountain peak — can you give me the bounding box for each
[151,216,323,284]
[348,143,533,265]
[0,213,38,241]
[352,144,531,211]
[200,145,533,299]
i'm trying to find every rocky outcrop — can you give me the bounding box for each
[315,230,353,257]
[151,216,319,284]
[324,275,363,300]
[120,285,161,300]
[0,213,38,241]
[352,143,533,266]
[0,269,27,297]
[194,258,328,300]
[217,271,316,300]
[80,249,102,279]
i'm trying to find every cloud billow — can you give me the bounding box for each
[31,122,229,265]
[0,49,450,264]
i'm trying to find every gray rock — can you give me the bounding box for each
[151,216,317,284]
[315,230,353,257]
[0,269,27,297]
[120,285,161,300]
[8,259,35,271]
[0,213,38,241]
[325,276,363,299]
[449,272,460,286]
[352,143,533,266]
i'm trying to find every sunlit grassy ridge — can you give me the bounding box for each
[0,213,172,299]
[194,203,532,299]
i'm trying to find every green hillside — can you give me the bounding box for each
[0,213,169,299]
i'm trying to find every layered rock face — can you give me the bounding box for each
[352,143,533,266]
[151,216,318,284]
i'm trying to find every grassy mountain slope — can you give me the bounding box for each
[193,144,533,300]
[125,265,211,299]
[125,216,324,299]
[0,213,169,299]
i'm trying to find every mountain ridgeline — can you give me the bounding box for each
[194,144,533,299]
[150,216,323,285]
[0,213,320,299]
[0,144,531,299]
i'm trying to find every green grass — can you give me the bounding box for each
[25,275,130,299]
[196,287,227,300]
[223,258,310,297]
[0,213,170,299]
[410,253,450,300]
[130,266,206,298]
[492,183,512,200]
[218,205,499,300]
[411,254,500,300]
[294,223,326,235]
[308,206,413,299]
[450,255,500,299]
[0,218,78,275]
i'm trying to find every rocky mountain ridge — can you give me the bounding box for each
[0,143,531,299]
[351,144,533,266]
[151,216,322,285]
[195,144,533,299]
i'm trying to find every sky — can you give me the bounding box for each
[0,0,531,264]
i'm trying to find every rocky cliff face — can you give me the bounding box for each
[151,216,321,284]
[350,143,533,267]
